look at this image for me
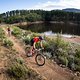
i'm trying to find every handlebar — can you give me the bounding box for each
[34,48,44,51]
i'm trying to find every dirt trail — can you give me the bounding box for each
[2,27,25,56]
[2,27,76,80]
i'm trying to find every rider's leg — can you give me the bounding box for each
[27,39,34,57]
[8,31,11,37]
[30,46,34,55]
[27,46,33,57]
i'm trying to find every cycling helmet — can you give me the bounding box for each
[39,36,43,40]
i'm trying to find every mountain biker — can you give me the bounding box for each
[27,36,44,57]
[7,27,11,37]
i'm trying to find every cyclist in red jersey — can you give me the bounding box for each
[27,36,44,57]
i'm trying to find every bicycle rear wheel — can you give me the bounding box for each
[35,54,45,66]
[25,46,31,56]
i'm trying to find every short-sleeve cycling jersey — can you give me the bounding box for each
[30,37,40,46]
[33,37,40,42]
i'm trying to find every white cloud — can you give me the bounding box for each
[29,0,80,10]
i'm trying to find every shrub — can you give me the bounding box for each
[12,27,22,37]
[54,33,69,49]
[7,62,28,78]
[23,36,31,45]
[42,40,50,50]
[21,30,31,38]
[58,56,68,66]
[75,49,80,58]
[75,64,80,72]
[0,28,5,40]
[45,34,69,59]
[3,39,13,48]
[16,57,24,64]
[74,57,80,65]
[30,33,40,37]
[7,56,43,80]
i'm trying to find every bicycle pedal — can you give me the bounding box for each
[27,53,32,57]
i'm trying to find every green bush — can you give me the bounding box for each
[3,39,13,48]
[75,49,80,58]
[43,40,49,48]
[75,64,80,72]
[23,36,31,45]
[58,56,68,66]
[21,30,31,38]
[0,28,5,40]
[7,62,28,78]
[74,57,80,65]
[12,27,22,37]
[16,57,24,64]
[44,34,69,59]
[54,34,69,49]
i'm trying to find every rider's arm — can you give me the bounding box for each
[33,42,36,49]
[40,41,43,48]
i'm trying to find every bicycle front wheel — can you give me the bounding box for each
[35,54,45,66]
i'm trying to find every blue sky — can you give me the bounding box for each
[0,0,80,13]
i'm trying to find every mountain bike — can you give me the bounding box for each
[25,46,45,66]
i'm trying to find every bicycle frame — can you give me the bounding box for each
[33,48,43,55]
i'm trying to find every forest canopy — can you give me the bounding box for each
[0,10,80,24]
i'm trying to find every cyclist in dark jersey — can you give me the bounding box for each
[27,36,44,57]
[7,27,11,37]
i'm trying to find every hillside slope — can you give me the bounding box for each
[0,25,80,80]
